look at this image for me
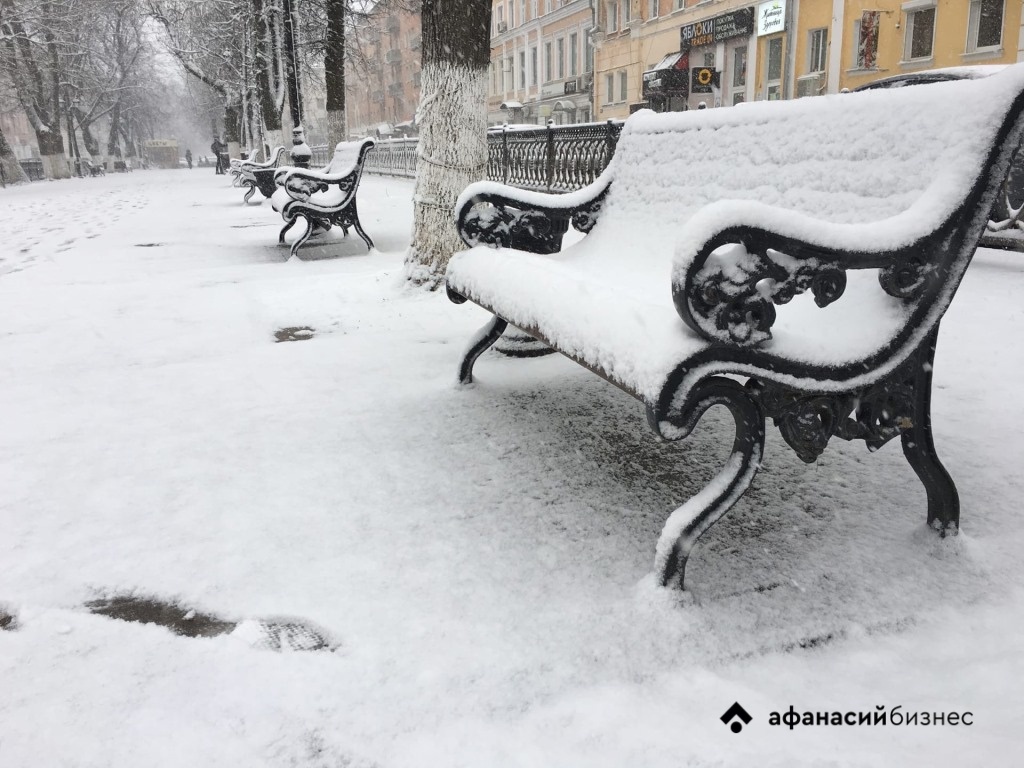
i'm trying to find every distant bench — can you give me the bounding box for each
[270,138,376,258]
[234,146,287,204]
[446,66,1024,589]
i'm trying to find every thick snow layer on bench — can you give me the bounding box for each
[271,139,373,213]
[448,65,1024,401]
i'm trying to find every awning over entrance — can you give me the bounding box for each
[500,100,524,110]
[642,51,690,99]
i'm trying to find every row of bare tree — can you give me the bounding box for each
[0,0,160,180]
[1,0,495,285]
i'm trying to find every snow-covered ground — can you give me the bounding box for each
[1,169,1022,766]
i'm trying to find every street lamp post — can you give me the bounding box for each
[280,0,310,167]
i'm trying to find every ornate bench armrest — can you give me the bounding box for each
[277,166,361,203]
[456,179,611,255]
[672,201,965,347]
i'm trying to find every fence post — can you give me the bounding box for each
[501,126,509,185]
[545,122,555,192]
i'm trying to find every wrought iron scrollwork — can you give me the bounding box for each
[878,253,932,300]
[684,240,847,346]
[461,202,570,254]
[570,195,605,234]
[747,370,916,464]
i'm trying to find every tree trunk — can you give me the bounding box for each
[281,0,302,129]
[0,125,29,184]
[324,0,346,146]
[254,0,285,152]
[225,102,242,160]
[407,0,492,286]
[107,102,122,158]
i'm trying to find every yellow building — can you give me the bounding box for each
[594,0,1023,119]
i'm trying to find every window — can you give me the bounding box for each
[605,73,614,103]
[618,70,628,102]
[765,37,783,99]
[530,46,538,86]
[855,11,880,69]
[585,29,594,72]
[519,51,526,88]
[557,38,565,79]
[648,0,658,20]
[570,33,578,77]
[509,0,515,28]
[607,1,619,33]
[732,46,746,88]
[703,51,715,67]
[808,28,827,72]
[545,42,552,82]
[674,0,683,10]
[545,0,552,13]
[968,0,1004,51]
[531,0,538,19]
[623,0,631,24]
[904,6,936,60]
[520,0,526,26]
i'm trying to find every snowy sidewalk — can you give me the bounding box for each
[1,170,1022,766]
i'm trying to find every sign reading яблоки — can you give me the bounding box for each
[680,7,754,48]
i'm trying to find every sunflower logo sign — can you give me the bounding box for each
[690,67,718,93]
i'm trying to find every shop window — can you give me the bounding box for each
[904,5,936,60]
[765,37,782,100]
[732,47,746,87]
[967,0,1004,52]
[808,28,827,73]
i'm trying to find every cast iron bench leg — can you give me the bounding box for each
[456,315,508,385]
[243,183,256,205]
[279,217,297,245]
[349,201,374,251]
[653,377,766,590]
[290,217,318,258]
[902,329,960,533]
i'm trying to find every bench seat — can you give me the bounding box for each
[446,65,1024,588]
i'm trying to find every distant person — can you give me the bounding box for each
[185,149,193,169]
[211,137,226,174]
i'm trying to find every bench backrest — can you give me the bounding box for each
[323,138,376,177]
[596,66,1024,255]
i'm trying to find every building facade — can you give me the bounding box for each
[488,0,596,126]
[344,2,422,138]
[501,0,1024,123]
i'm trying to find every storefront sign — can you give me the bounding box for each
[756,0,787,36]
[680,8,754,49]
[690,67,718,94]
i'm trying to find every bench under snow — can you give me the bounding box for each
[236,146,287,204]
[446,65,1024,589]
[270,138,376,258]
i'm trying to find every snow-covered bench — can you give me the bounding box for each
[236,146,287,204]
[446,65,1024,589]
[270,138,376,258]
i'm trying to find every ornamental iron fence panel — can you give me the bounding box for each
[317,120,624,193]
